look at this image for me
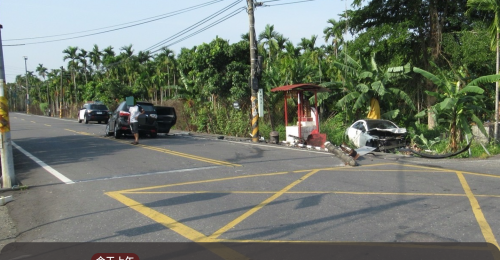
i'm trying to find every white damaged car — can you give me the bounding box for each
[346,119,407,152]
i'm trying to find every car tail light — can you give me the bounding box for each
[119,111,130,117]
[151,129,156,133]
[121,126,128,130]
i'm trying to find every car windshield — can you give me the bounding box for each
[366,120,398,130]
[90,104,108,110]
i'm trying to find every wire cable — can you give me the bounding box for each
[149,7,246,54]
[263,0,314,7]
[144,0,243,52]
[5,0,224,42]
[96,5,245,71]
[6,0,226,45]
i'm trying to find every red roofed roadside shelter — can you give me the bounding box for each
[271,84,331,147]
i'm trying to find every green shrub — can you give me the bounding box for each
[321,112,349,145]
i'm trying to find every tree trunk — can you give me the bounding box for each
[425,0,442,130]
[449,121,457,152]
[426,90,437,129]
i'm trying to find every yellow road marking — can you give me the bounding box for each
[338,169,454,173]
[456,171,499,249]
[209,169,320,239]
[44,124,51,126]
[106,164,500,253]
[30,121,36,123]
[123,190,471,197]
[65,129,93,135]
[106,191,249,260]
[388,162,500,179]
[386,162,453,172]
[119,171,293,193]
[139,145,240,167]
[65,129,240,167]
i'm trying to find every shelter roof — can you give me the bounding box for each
[270,84,331,93]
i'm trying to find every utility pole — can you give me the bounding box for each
[0,25,16,188]
[24,56,29,114]
[247,0,262,143]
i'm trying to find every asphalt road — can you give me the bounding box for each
[2,112,500,258]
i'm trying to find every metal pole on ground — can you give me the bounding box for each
[0,25,17,188]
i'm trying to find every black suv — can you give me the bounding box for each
[154,106,176,134]
[105,101,158,138]
[78,103,110,124]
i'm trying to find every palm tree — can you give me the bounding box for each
[102,46,116,79]
[62,46,79,103]
[36,64,48,103]
[78,49,89,85]
[258,24,279,61]
[298,35,317,53]
[120,44,135,87]
[467,0,500,142]
[89,44,103,72]
[323,18,345,58]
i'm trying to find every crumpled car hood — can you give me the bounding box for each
[369,127,407,134]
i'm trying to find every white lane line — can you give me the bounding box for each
[12,141,75,184]
[76,166,221,183]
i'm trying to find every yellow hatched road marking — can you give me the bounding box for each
[456,171,499,249]
[208,169,321,239]
[106,191,249,260]
[119,171,293,193]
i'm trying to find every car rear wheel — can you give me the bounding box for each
[150,132,157,138]
[114,124,121,139]
[105,124,113,136]
[78,116,82,123]
[84,115,89,124]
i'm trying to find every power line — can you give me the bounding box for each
[150,7,246,54]
[262,0,315,7]
[4,0,224,42]
[6,0,226,45]
[59,0,245,72]
[144,0,243,52]
[100,4,245,71]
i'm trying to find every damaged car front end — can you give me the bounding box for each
[346,119,407,152]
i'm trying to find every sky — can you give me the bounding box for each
[0,0,350,83]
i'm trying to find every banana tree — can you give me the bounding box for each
[336,52,415,120]
[414,66,500,151]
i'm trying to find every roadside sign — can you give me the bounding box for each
[258,88,263,117]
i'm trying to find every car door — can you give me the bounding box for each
[110,104,121,130]
[348,121,364,147]
[357,122,370,147]
[79,104,87,120]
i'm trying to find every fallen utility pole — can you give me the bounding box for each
[0,25,17,188]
